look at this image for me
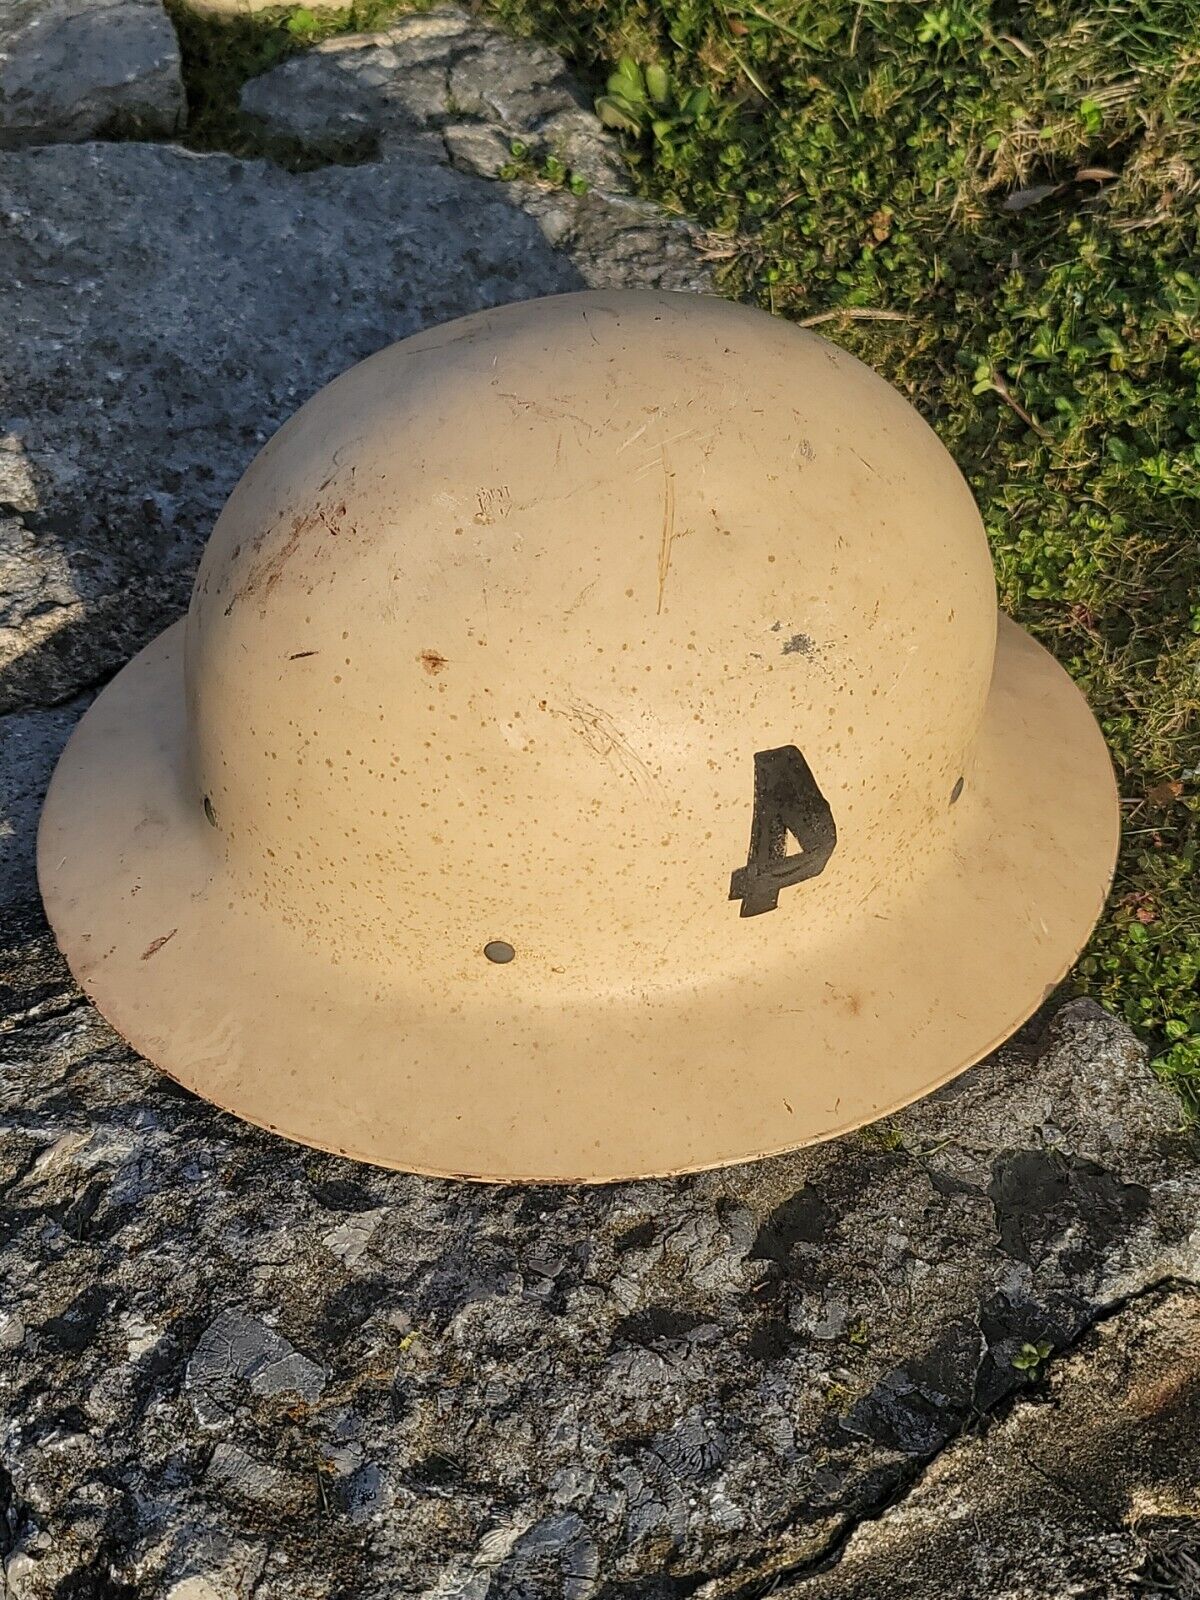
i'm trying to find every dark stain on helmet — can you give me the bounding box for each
[225,497,356,615]
[781,632,815,657]
[140,928,177,961]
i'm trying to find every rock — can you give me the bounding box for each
[0,137,707,716]
[241,8,632,192]
[779,1286,1200,1599]
[187,1309,328,1422]
[0,0,185,148]
[238,10,713,295]
[187,0,351,13]
[0,699,88,908]
[0,515,86,690]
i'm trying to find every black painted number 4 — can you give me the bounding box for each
[729,746,837,917]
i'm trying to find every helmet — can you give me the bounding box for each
[38,289,1119,1182]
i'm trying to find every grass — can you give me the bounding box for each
[175,0,1200,1111]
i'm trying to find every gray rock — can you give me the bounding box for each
[238,11,713,300]
[187,0,350,14]
[0,132,707,716]
[240,8,633,192]
[0,698,88,906]
[0,0,184,148]
[780,1286,1200,1599]
[187,1309,328,1423]
[0,513,85,689]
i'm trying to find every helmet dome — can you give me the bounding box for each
[186,291,995,997]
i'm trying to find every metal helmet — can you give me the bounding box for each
[38,289,1118,1182]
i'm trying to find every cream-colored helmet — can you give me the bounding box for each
[38,290,1118,1182]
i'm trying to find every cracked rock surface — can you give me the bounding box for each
[0,0,185,148]
[239,10,711,299]
[1,7,1199,1598]
[781,1285,1200,1599]
[241,7,631,191]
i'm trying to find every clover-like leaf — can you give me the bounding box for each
[644,64,671,107]
[609,56,646,101]
[596,94,644,135]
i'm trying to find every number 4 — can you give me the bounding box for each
[729,746,837,917]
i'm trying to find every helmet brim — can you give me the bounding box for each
[38,614,1119,1182]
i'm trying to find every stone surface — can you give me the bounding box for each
[0,699,88,911]
[0,0,184,148]
[781,1286,1200,1599]
[241,8,631,192]
[1,12,1198,1596]
[239,10,712,292]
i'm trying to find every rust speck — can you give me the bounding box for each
[141,929,178,961]
[420,650,449,676]
[234,511,311,608]
[230,494,360,612]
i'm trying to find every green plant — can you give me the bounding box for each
[860,1122,906,1152]
[497,139,590,192]
[1011,1339,1054,1377]
[595,55,712,154]
[916,4,986,49]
